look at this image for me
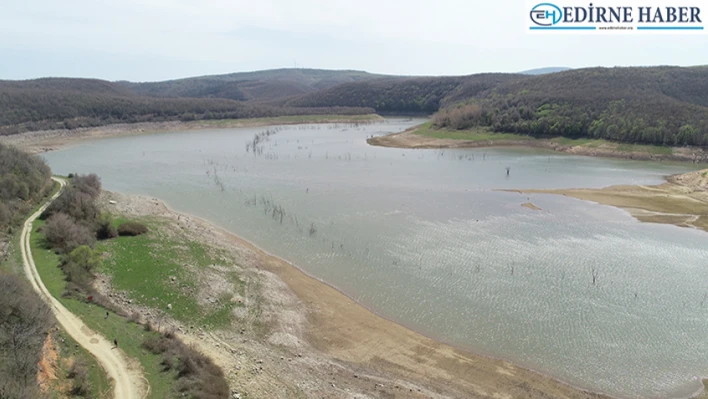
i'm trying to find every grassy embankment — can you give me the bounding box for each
[410,121,675,156]
[94,215,244,328]
[28,208,243,398]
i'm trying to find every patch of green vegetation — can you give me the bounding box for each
[95,218,236,328]
[550,137,598,146]
[30,220,178,399]
[412,122,532,141]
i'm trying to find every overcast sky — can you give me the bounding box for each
[1,0,707,82]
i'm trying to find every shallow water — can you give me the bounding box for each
[43,119,708,398]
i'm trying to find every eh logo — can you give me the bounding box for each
[530,3,563,26]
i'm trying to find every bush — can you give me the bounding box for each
[43,213,95,253]
[142,333,229,399]
[61,245,101,288]
[67,359,91,397]
[96,217,118,240]
[117,222,148,236]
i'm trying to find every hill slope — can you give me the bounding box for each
[0,78,374,135]
[433,66,708,147]
[4,66,708,148]
[118,68,387,102]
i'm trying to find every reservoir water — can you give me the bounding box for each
[43,119,708,398]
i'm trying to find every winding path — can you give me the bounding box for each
[21,177,142,399]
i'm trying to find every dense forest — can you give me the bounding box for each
[0,143,52,229]
[433,67,708,147]
[0,144,54,399]
[286,76,467,113]
[0,78,373,135]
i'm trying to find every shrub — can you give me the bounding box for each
[96,217,118,240]
[61,245,101,287]
[142,333,229,399]
[68,359,91,397]
[43,213,95,253]
[117,222,148,236]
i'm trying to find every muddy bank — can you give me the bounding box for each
[505,169,708,233]
[368,127,708,164]
[0,115,382,154]
[100,191,610,399]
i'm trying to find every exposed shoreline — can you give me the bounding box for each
[367,125,708,164]
[0,114,383,154]
[504,168,708,234]
[26,116,708,397]
[104,191,615,399]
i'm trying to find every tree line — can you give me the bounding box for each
[0,143,53,230]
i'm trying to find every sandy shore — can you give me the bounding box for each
[0,115,383,154]
[368,126,708,164]
[99,191,612,399]
[505,168,708,233]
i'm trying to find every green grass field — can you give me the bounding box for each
[413,123,675,155]
[412,122,532,141]
[30,219,178,399]
[94,217,241,329]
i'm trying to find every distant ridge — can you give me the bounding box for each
[519,67,572,75]
[117,68,388,102]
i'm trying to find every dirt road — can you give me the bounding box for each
[21,177,143,399]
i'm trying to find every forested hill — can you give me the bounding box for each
[0,77,374,135]
[3,66,708,147]
[288,66,708,147]
[117,68,386,102]
[286,76,470,113]
[431,66,708,147]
